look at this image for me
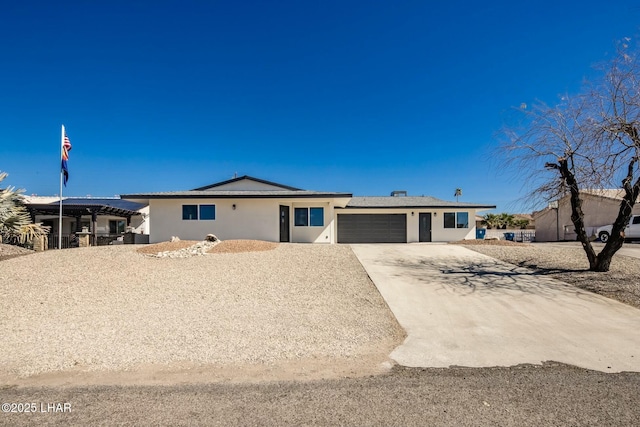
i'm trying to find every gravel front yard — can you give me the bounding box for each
[0,244,404,384]
[455,242,640,309]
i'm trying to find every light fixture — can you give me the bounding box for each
[434,212,437,217]
[232,204,236,210]
[411,212,414,216]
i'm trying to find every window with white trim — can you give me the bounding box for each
[199,205,216,220]
[182,204,216,221]
[444,212,469,229]
[182,205,198,220]
[294,207,324,227]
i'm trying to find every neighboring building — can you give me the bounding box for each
[121,175,496,244]
[533,190,640,241]
[25,196,148,247]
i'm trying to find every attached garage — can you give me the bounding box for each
[337,214,407,243]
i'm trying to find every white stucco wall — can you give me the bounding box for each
[148,198,337,243]
[149,198,277,243]
[430,209,477,241]
[290,201,334,243]
[335,208,477,242]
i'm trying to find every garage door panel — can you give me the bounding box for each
[337,214,407,243]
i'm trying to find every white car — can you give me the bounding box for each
[596,215,640,242]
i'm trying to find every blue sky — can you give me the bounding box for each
[2,1,639,212]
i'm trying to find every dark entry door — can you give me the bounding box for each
[279,205,290,242]
[419,213,432,242]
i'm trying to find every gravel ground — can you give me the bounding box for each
[454,241,640,309]
[208,239,278,253]
[0,244,403,383]
[136,240,201,254]
[0,243,33,261]
[136,240,278,256]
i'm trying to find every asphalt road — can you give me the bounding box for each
[1,364,639,426]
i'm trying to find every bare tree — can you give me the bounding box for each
[503,42,640,272]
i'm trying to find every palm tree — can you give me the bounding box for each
[513,218,530,229]
[454,188,462,202]
[497,213,515,229]
[0,171,49,246]
[481,213,500,229]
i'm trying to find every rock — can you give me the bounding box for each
[151,240,221,258]
[170,236,180,242]
[205,234,218,242]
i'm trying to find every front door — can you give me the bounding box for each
[279,205,290,242]
[419,213,432,242]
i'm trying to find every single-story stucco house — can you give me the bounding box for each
[121,175,496,244]
[533,189,640,241]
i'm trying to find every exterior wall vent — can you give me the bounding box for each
[391,190,407,197]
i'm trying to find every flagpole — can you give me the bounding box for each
[58,125,64,250]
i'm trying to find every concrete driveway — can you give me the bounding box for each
[351,244,640,373]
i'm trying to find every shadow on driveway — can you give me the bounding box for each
[351,243,640,373]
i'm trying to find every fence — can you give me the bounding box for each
[484,229,536,242]
[48,235,72,249]
[47,234,127,249]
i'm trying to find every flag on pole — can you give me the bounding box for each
[61,130,72,186]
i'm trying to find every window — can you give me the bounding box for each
[200,205,216,220]
[310,208,324,226]
[444,212,469,229]
[444,213,456,229]
[109,220,126,234]
[294,207,324,227]
[182,204,216,220]
[633,216,640,225]
[456,212,469,228]
[294,208,308,226]
[182,205,198,220]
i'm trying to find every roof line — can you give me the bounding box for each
[191,175,302,191]
[340,205,497,209]
[121,193,353,199]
